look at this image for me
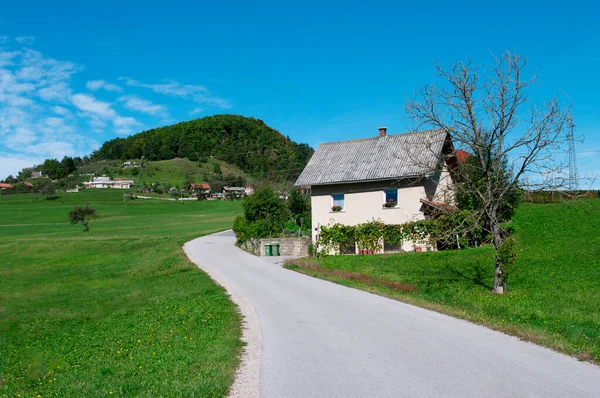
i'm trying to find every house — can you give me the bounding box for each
[223,186,246,200]
[208,192,223,200]
[23,182,34,188]
[0,183,13,189]
[121,161,137,168]
[139,185,151,193]
[294,127,457,253]
[189,183,211,199]
[65,186,80,193]
[84,177,135,189]
[245,186,255,196]
[298,185,311,195]
[167,187,180,194]
[276,190,290,200]
[30,171,45,179]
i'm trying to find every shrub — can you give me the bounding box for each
[496,237,518,289]
[355,220,384,252]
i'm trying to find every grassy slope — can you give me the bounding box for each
[0,191,243,397]
[287,200,600,362]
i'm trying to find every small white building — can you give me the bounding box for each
[295,127,458,253]
[84,177,135,189]
[31,171,46,179]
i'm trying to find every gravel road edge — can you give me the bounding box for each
[183,238,261,398]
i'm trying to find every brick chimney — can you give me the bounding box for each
[378,127,387,137]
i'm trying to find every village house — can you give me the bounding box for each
[30,171,46,179]
[276,190,290,200]
[223,186,246,200]
[65,185,80,193]
[188,183,211,199]
[294,127,458,253]
[139,185,151,193]
[245,186,255,196]
[84,177,135,189]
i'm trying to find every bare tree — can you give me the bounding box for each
[406,51,572,294]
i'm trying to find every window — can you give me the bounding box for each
[331,193,345,210]
[384,189,398,207]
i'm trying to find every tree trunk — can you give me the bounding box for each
[489,206,504,294]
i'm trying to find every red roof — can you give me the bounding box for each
[0,183,13,188]
[420,199,458,213]
[23,182,34,187]
[190,183,210,189]
[455,149,470,163]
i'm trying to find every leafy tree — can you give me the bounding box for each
[68,204,98,232]
[406,51,571,294]
[60,156,77,176]
[287,188,311,232]
[42,159,62,179]
[243,187,285,223]
[39,181,55,195]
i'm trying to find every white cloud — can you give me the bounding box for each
[113,115,140,136]
[0,154,45,179]
[71,93,140,135]
[89,115,107,131]
[118,95,168,116]
[121,77,232,109]
[38,82,71,102]
[0,36,10,45]
[71,93,116,118]
[86,79,122,92]
[15,36,35,45]
[51,105,71,117]
[190,107,204,115]
[0,50,19,67]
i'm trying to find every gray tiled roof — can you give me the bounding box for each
[295,129,448,186]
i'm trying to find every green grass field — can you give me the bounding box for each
[287,200,600,363]
[0,191,243,397]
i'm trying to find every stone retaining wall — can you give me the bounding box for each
[259,237,311,257]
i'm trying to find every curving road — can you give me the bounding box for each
[184,231,600,398]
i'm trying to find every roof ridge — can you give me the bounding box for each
[317,128,445,147]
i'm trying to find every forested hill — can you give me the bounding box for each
[91,114,314,181]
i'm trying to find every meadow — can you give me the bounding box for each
[287,200,600,363]
[0,190,243,397]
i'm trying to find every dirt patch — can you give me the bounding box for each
[285,258,416,293]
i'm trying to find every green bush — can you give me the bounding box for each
[496,237,518,288]
[232,187,288,243]
[316,211,489,256]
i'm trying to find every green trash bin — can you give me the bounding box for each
[272,243,280,256]
[264,244,272,256]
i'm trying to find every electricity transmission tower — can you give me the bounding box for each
[567,115,579,191]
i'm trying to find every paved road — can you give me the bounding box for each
[185,231,600,398]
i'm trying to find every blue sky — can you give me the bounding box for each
[1,0,598,186]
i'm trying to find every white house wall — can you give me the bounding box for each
[311,179,432,251]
